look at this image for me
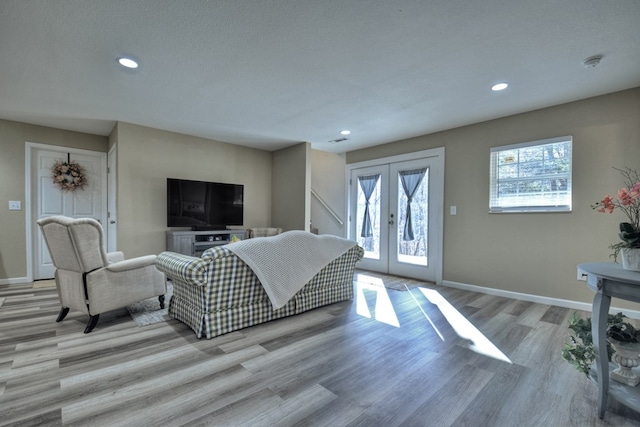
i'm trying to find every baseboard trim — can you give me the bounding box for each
[442,279,640,319]
[0,276,31,285]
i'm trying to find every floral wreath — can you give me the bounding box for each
[51,160,88,192]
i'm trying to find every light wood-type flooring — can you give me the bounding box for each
[1,271,640,426]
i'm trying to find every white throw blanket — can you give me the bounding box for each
[226,231,357,310]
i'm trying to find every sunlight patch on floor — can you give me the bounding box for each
[418,288,512,363]
[405,284,445,341]
[355,274,400,327]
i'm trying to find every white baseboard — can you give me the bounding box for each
[0,276,31,285]
[442,279,640,320]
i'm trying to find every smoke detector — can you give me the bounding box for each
[582,55,602,69]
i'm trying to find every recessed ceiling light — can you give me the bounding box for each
[117,57,139,69]
[340,130,351,135]
[491,82,509,92]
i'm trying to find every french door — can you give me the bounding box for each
[348,149,444,283]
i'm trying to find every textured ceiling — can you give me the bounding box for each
[1,0,639,153]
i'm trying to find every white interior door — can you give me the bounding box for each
[107,145,117,252]
[32,146,107,279]
[349,149,444,283]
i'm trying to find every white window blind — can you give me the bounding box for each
[490,136,572,213]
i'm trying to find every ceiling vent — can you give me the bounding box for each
[328,137,349,144]
[582,55,603,69]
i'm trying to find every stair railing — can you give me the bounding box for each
[311,189,344,226]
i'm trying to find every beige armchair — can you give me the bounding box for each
[246,227,283,238]
[37,216,166,333]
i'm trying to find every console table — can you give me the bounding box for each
[579,262,640,419]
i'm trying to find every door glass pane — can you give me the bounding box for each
[356,175,381,259]
[397,168,428,266]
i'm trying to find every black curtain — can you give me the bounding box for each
[399,168,427,241]
[358,174,380,238]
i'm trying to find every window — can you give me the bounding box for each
[490,136,572,213]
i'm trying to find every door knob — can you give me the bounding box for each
[389,220,394,225]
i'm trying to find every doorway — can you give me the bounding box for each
[348,148,444,283]
[107,144,117,253]
[27,143,107,280]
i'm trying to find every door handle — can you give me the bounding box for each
[389,220,394,225]
[110,220,116,224]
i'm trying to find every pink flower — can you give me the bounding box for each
[599,195,615,213]
[618,188,635,206]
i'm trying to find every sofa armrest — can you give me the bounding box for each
[155,251,208,286]
[105,255,157,272]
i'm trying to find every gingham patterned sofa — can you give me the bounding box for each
[155,243,363,339]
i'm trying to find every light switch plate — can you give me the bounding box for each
[9,200,21,210]
[450,205,457,215]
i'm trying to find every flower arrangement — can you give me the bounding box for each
[51,160,88,192]
[592,167,640,261]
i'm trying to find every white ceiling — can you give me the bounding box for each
[1,1,639,153]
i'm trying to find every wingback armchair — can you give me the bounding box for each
[37,216,166,333]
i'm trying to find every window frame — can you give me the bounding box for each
[489,136,572,213]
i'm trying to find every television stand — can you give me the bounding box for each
[191,226,226,231]
[166,229,245,257]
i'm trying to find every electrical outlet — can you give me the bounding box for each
[577,267,587,281]
[9,200,21,211]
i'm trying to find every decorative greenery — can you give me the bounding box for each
[561,312,639,376]
[51,160,88,192]
[592,167,640,261]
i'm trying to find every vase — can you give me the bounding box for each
[621,248,640,272]
[609,339,640,386]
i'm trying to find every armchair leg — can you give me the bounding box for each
[159,295,165,309]
[84,315,100,333]
[56,307,70,322]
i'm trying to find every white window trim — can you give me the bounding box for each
[490,135,572,213]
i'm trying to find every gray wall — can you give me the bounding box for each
[113,122,273,258]
[0,119,107,281]
[3,87,639,311]
[272,143,311,231]
[311,150,346,236]
[347,87,640,307]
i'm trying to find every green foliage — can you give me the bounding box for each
[608,312,640,343]
[610,222,640,261]
[561,312,634,377]
[562,312,596,376]
[619,222,640,244]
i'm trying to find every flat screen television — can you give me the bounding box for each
[167,178,244,230]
